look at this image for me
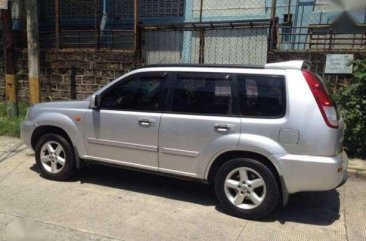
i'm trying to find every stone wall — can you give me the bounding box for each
[2,49,365,103]
[1,49,137,103]
[268,51,366,89]
[268,51,366,72]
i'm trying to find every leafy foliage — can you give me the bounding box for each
[333,59,366,158]
[0,102,29,137]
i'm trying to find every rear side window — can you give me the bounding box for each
[170,73,232,115]
[238,74,286,118]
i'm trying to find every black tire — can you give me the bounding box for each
[35,133,76,181]
[214,158,280,220]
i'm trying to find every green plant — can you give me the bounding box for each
[333,59,366,158]
[0,102,29,137]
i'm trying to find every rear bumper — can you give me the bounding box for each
[274,151,349,194]
[336,170,348,188]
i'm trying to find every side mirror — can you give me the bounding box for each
[90,95,100,109]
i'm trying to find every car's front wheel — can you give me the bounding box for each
[35,133,76,180]
[214,158,280,219]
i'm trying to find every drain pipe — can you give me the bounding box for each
[100,0,108,35]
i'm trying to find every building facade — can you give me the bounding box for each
[0,0,365,102]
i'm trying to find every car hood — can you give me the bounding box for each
[33,100,90,110]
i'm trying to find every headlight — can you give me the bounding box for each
[25,106,34,120]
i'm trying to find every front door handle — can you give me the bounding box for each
[138,118,156,127]
[214,124,234,132]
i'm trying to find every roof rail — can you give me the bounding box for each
[142,63,264,69]
[265,60,311,70]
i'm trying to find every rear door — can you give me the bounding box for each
[158,72,241,178]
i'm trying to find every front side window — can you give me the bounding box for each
[100,75,166,112]
[170,74,232,115]
[238,74,286,118]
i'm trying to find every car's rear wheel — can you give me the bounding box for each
[214,158,280,219]
[35,133,76,180]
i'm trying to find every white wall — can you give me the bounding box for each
[193,0,266,19]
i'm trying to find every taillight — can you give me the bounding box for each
[302,70,338,129]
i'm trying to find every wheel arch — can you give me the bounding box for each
[32,125,70,149]
[31,125,83,169]
[206,150,288,205]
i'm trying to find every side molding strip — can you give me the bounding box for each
[161,147,200,157]
[87,138,157,152]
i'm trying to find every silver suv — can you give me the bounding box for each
[21,60,348,219]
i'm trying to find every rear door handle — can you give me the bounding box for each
[214,124,234,132]
[138,118,156,127]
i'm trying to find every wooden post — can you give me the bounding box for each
[1,4,18,118]
[133,0,138,52]
[25,0,41,104]
[270,0,277,51]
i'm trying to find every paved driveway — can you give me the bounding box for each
[0,136,366,241]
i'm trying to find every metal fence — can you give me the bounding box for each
[277,26,366,52]
[37,0,185,50]
[274,1,366,52]
[2,0,366,55]
[38,0,137,50]
[140,19,271,65]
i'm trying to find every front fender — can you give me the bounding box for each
[33,112,87,157]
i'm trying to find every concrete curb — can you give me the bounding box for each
[348,169,366,180]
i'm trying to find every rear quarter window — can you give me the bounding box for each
[238,74,286,118]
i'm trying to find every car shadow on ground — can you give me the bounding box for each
[273,190,340,225]
[30,163,341,225]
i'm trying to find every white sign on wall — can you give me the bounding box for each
[0,0,8,9]
[324,54,354,74]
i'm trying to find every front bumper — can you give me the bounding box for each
[21,120,37,149]
[275,151,349,194]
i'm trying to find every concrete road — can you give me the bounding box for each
[0,136,366,241]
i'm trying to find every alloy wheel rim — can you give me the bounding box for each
[224,167,266,210]
[40,141,66,174]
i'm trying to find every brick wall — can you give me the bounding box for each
[2,49,365,103]
[1,49,137,103]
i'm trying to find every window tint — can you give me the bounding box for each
[238,75,286,118]
[171,75,232,115]
[100,76,166,112]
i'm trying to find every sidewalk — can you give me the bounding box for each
[348,158,366,180]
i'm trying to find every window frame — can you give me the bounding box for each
[99,71,171,113]
[165,71,240,117]
[236,74,287,119]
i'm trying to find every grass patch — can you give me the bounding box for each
[0,102,29,137]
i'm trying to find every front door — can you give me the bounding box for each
[84,72,168,171]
